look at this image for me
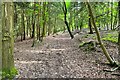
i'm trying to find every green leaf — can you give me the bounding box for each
[65,0,71,9]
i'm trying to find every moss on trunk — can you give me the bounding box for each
[86,2,115,65]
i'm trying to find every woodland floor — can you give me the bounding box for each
[14,31,120,78]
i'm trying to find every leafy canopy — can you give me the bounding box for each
[65,0,71,9]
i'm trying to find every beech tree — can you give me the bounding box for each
[62,1,74,39]
[31,2,36,47]
[0,1,2,79]
[86,2,115,65]
[2,2,17,79]
[118,1,120,63]
[41,2,47,40]
[1,1,120,79]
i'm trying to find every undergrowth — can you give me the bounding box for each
[2,67,18,80]
[102,32,118,43]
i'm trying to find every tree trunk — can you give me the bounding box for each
[89,14,93,34]
[29,17,32,38]
[107,2,109,30]
[22,9,25,40]
[31,13,35,38]
[69,10,73,31]
[0,1,2,76]
[14,3,17,28]
[26,16,30,37]
[111,2,113,30]
[80,21,83,31]
[113,12,117,30]
[63,1,74,39]
[37,3,40,40]
[53,17,57,34]
[48,2,51,36]
[86,2,115,65]
[118,1,120,63]
[39,2,41,41]
[2,2,15,78]
[48,17,51,36]
[41,2,46,40]
[31,2,36,47]
[20,9,23,41]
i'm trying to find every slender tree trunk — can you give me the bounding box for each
[111,2,113,30]
[98,21,101,30]
[22,9,25,40]
[53,17,57,34]
[41,2,46,40]
[48,17,51,36]
[31,13,35,38]
[31,2,36,39]
[29,17,32,38]
[69,10,73,31]
[107,2,109,30]
[118,1,120,63]
[113,12,117,30]
[0,1,2,76]
[38,3,41,41]
[2,2,15,78]
[39,2,42,41]
[86,2,115,65]
[20,10,23,41]
[63,1,74,39]
[26,16,30,36]
[29,16,32,38]
[32,2,36,47]
[48,2,51,36]
[14,3,17,28]
[89,14,93,34]
[73,2,76,31]
[37,3,40,40]
[80,21,83,31]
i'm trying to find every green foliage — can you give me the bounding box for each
[79,41,96,51]
[65,0,71,9]
[2,68,18,79]
[102,32,118,43]
[83,34,96,39]
[79,41,85,47]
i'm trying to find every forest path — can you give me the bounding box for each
[14,32,119,78]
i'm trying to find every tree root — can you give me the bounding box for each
[111,73,120,76]
[103,67,119,72]
[103,62,120,77]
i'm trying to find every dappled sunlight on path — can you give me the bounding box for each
[14,33,119,78]
[15,48,66,54]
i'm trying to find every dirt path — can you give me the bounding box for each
[14,32,119,78]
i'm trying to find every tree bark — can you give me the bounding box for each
[26,16,30,36]
[48,2,51,36]
[63,1,74,39]
[111,2,113,30]
[41,2,46,40]
[31,2,36,47]
[89,14,93,34]
[31,13,35,38]
[37,3,40,40]
[22,9,25,40]
[107,2,109,30]
[86,2,115,65]
[53,17,57,34]
[118,1,120,63]
[113,12,117,30]
[0,1,2,75]
[2,2,15,78]
[14,3,17,28]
